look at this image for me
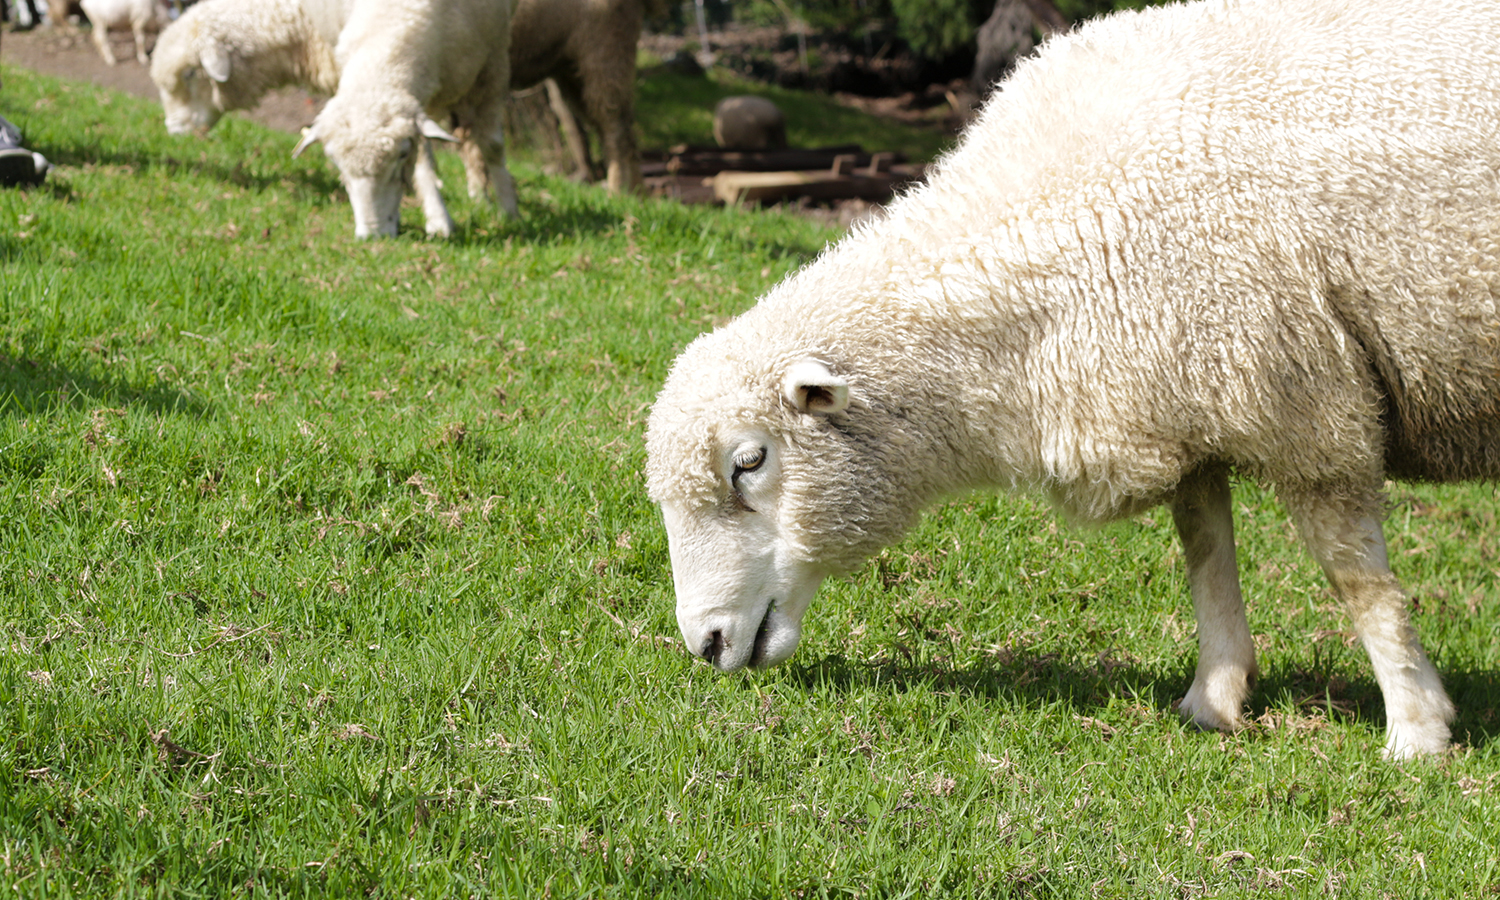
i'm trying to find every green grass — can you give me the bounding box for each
[0,64,1497,898]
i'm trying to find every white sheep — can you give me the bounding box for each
[287,0,516,239]
[150,0,344,136]
[150,0,461,238]
[645,0,1500,760]
[80,0,171,66]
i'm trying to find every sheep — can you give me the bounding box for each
[644,0,1500,760]
[46,0,82,29]
[291,0,515,239]
[80,0,172,65]
[150,0,343,135]
[150,0,465,238]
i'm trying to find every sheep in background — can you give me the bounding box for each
[151,0,658,197]
[292,0,514,239]
[150,0,344,135]
[46,0,83,29]
[151,0,465,237]
[713,96,786,151]
[80,0,172,65]
[645,0,1500,760]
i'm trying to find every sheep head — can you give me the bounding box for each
[150,23,233,135]
[647,318,937,672]
[296,94,457,239]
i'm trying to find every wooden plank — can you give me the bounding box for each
[640,144,910,177]
[708,167,923,206]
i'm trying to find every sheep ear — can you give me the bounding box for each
[200,43,231,83]
[292,125,320,158]
[419,116,459,143]
[783,360,849,416]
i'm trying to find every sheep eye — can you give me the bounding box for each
[728,445,766,512]
[732,446,766,475]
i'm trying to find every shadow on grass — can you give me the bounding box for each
[784,647,1188,715]
[39,138,345,202]
[1443,667,1500,751]
[452,188,831,266]
[485,197,625,244]
[0,353,207,418]
[0,175,77,206]
[783,648,1500,751]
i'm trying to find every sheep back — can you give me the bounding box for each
[651,0,1500,532]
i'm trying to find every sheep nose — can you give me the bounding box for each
[700,631,724,665]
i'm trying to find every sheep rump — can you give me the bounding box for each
[646,0,1500,760]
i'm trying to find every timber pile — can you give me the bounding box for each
[642,144,926,207]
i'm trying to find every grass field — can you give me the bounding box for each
[0,63,1497,898]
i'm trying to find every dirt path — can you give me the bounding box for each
[0,24,321,133]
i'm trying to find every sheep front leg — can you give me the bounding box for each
[575,71,641,194]
[413,139,454,239]
[1284,486,1454,759]
[1170,465,1258,732]
[599,110,641,194]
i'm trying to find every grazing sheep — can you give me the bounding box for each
[645,0,1500,760]
[150,0,462,238]
[509,0,662,193]
[150,0,344,135]
[292,0,515,239]
[80,0,171,65]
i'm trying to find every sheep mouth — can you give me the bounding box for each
[747,602,775,668]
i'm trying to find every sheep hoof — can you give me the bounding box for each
[1382,718,1451,760]
[1177,679,1247,733]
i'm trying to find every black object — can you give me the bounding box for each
[0,113,49,186]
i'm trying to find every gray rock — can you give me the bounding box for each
[713,95,787,151]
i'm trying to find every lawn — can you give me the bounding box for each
[0,63,1497,898]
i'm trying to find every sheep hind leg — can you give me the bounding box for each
[1283,486,1454,759]
[458,124,517,219]
[413,139,454,239]
[1171,465,1258,733]
[132,21,148,64]
[91,25,117,65]
[546,79,595,183]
